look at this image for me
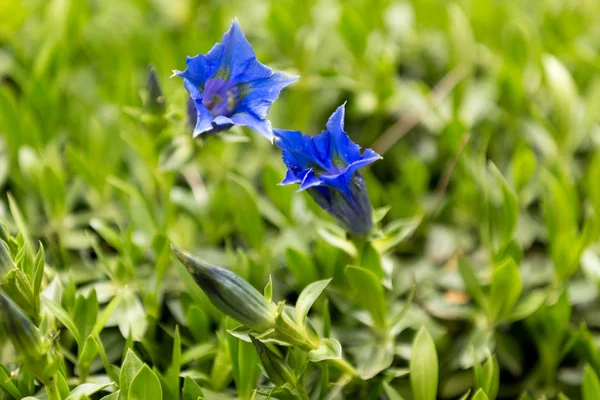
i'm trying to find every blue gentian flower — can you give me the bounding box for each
[174,19,298,140]
[274,104,382,236]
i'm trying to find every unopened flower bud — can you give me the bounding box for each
[0,291,43,359]
[0,240,15,280]
[250,335,297,387]
[172,246,276,331]
[145,65,166,114]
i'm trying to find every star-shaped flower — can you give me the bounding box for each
[274,103,382,236]
[174,19,298,140]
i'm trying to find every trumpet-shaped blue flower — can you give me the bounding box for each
[274,104,382,236]
[174,19,298,140]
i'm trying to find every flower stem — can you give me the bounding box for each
[45,377,61,400]
[329,357,359,377]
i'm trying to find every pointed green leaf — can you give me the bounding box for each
[128,365,162,400]
[119,350,143,400]
[308,338,342,362]
[410,327,438,400]
[295,279,331,331]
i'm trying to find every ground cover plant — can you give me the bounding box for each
[1,0,600,399]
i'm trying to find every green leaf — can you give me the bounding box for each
[182,377,204,400]
[484,162,518,255]
[227,322,260,400]
[73,289,99,342]
[114,289,147,341]
[489,258,522,321]
[506,290,547,323]
[227,174,264,249]
[542,55,577,141]
[382,382,405,400]
[284,248,317,288]
[263,275,273,303]
[78,336,99,371]
[346,266,387,329]
[164,327,181,400]
[66,383,112,400]
[90,218,122,252]
[7,193,33,259]
[0,364,23,399]
[186,305,209,343]
[100,392,120,400]
[308,338,342,362]
[355,337,395,380]
[32,245,44,300]
[317,227,357,257]
[119,350,143,400]
[0,239,16,280]
[448,3,475,70]
[471,389,490,400]
[474,352,499,400]
[295,279,331,331]
[583,365,600,400]
[92,293,121,336]
[55,371,70,399]
[360,243,384,280]
[458,257,487,311]
[410,326,438,400]
[128,365,162,400]
[372,217,421,254]
[42,297,82,346]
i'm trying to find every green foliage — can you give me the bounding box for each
[1,0,600,398]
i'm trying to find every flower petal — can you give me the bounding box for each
[298,169,322,192]
[180,42,225,86]
[192,101,216,137]
[240,72,299,117]
[212,115,234,129]
[320,173,353,202]
[280,169,301,185]
[220,19,257,80]
[325,103,362,164]
[230,112,273,141]
[275,129,319,171]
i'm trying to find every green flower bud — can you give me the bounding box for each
[250,335,297,387]
[0,291,43,359]
[145,65,166,114]
[0,239,15,281]
[172,246,276,331]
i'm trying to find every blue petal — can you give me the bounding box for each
[187,97,198,128]
[311,130,332,166]
[230,111,273,141]
[178,43,224,86]
[280,169,300,185]
[320,173,353,203]
[213,115,234,128]
[240,72,299,117]
[220,19,257,80]
[240,58,274,81]
[183,78,203,99]
[193,101,216,137]
[275,129,321,171]
[325,103,362,164]
[298,170,322,192]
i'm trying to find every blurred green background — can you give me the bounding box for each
[2,0,600,398]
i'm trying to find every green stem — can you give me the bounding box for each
[45,377,61,400]
[297,385,310,400]
[329,357,359,377]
